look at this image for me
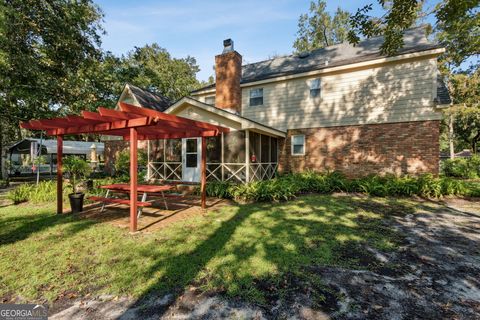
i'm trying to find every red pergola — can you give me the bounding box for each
[20,102,230,232]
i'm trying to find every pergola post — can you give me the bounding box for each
[201,136,206,209]
[245,130,250,183]
[130,128,138,232]
[56,135,63,214]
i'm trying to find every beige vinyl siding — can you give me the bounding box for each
[241,58,440,131]
[193,94,214,104]
[191,57,441,131]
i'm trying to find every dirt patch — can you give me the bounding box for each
[79,196,230,232]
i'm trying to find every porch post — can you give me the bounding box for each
[201,136,207,209]
[146,140,151,180]
[130,128,138,232]
[221,133,224,181]
[245,130,250,183]
[56,135,63,214]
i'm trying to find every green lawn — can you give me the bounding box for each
[0,194,424,306]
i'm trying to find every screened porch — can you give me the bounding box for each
[146,129,279,183]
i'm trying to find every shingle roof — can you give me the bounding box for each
[127,83,171,112]
[192,26,442,93]
[435,76,452,105]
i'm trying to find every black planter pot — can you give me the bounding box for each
[68,192,85,213]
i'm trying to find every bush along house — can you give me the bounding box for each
[106,26,451,183]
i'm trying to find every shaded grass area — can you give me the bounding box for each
[0,195,427,307]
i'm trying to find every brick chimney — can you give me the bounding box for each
[215,39,242,114]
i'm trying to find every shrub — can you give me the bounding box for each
[7,181,70,204]
[7,184,33,204]
[63,156,91,193]
[205,181,233,199]
[205,171,480,202]
[442,155,480,179]
[114,149,148,177]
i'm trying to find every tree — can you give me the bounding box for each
[0,0,104,176]
[119,44,201,102]
[447,68,480,153]
[293,1,351,52]
[347,0,479,64]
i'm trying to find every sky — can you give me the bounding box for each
[95,0,444,82]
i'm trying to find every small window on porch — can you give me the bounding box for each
[291,135,305,156]
[205,96,215,105]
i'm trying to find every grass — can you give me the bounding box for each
[0,194,432,306]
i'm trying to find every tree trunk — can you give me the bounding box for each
[0,122,6,180]
[448,112,455,159]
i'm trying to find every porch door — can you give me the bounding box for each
[182,138,201,182]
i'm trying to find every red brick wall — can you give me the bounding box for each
[278,120,440,177]
[215,51,242,113]
[104,140,147,175]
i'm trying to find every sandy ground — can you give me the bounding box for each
[47,197,480,319]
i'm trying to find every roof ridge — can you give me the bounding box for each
[241,24,430,68]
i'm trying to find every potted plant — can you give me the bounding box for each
[63,156,91,213]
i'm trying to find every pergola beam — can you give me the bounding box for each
[82,111,124,123]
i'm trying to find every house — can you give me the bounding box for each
[109,26,449,183]
[8,139,104,175]
[440,149,473,160]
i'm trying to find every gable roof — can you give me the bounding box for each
[125,83,171,112]
[165,97,286,137]
[435,76,452,105]
[192,26,442,92]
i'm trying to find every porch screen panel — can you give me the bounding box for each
[270,138,278,163]
[261,134,270,162]
[206,136,221,163]
[165,139,181,162]
[224,131,245,163]
[150,139,165,162]
[206,136,222,181]
[223,131,246,183]
[249,132,261,163]
[165,139,182,180]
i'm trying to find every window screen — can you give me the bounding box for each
[310,78,321,98]
[249,88,263,106]
[291,135,305,155]
[205,96,215,105]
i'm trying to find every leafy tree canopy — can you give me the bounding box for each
[293,0,350,52]
[446,67,480,152]
[347,0,479,65]
[118,44,201,102]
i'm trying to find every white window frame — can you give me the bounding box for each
[291,134,305,156]
[309,78,321,98]
[249,88,264,106]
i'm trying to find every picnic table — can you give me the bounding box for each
[88,183,174,218]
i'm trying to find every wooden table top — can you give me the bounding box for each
[100,183,174,192]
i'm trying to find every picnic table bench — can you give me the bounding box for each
[88,183,174,218]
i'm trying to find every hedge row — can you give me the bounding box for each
[205,171,480,202]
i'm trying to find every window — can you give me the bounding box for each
[291,135,305,155]
[310,78,321,98]
[205,96,215,105]
[185,139,198,168]
[249,88,263,106]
